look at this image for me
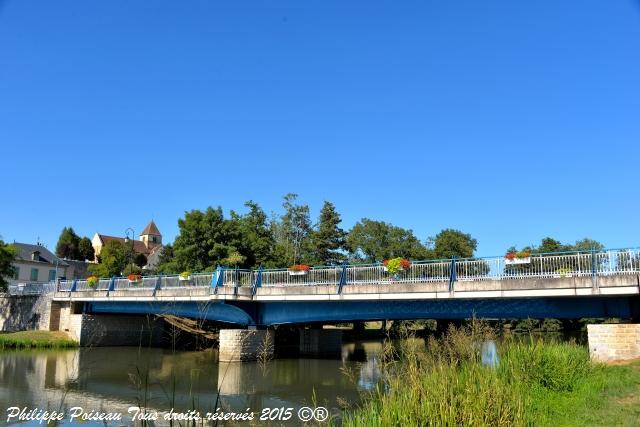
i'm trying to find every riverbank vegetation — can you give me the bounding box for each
[0,331,78,349]
[341,321,640,426]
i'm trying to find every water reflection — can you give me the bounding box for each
[0,341,384,426]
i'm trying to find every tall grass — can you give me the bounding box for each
[0,331,78,349]
[342,320,595,427]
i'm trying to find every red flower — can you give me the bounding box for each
[289,264,310,272]
[128,274,142,281]
[400,259,411,270]
[505,252,516,261]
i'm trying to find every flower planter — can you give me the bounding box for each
[128,280,142,285]
[288,270,308,276]
[554,273,574,278]
[179,276,192,282]
[383,266,406,272]
[505,257,531,265]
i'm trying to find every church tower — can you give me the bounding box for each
[140,220,162,249]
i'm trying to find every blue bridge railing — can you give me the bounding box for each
[57,247,640,293]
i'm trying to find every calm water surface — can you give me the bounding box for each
[0,341,383,426]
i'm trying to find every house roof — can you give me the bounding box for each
[12,243,69,266]
[141,220,161,236]
[96,234,153,255]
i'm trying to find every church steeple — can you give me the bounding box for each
[140,220,162,249]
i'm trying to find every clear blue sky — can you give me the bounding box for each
[1,0,639,257]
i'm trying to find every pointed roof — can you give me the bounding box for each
[140,220,161,236]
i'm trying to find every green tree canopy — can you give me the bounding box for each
[78,237,95,261]
[55,227,81,260]
[171,207,239,272]
[56,227,94,261]
[312,201,347,265]
[347,219,429,263]
[274,193,313,265]
[0,240,17,291]
[229,201,274,268]
[89,240,136,277]
[572,238,605,252]
[156,244,179,274]
[430,229,478,259]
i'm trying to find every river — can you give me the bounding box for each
[0,340,383,426]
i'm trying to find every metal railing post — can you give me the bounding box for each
[252,267,263,296]
[591,250,598,289]
[153,275,162,296]
[70,279,78,292]
[337,263,348,294]
[449,257,457,292]
[213,266,224,294]
[108,277,116,292]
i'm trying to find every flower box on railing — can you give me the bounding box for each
[127,274,142,284]
[288,264,310,276]
[86,276,98,288]
[505,251,531,265]
[383,258,411,274]
[179,272,192,282]
[505,257,531,265]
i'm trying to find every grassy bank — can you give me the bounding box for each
[341,322,640,427]
[0,331,78,349]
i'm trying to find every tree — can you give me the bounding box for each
[89,240,136,277]
[347,219,429,262]
[0,240,16,292]
[156,244,179,274]
[229,201,274,268]
[312,201,346,265]
[78,237,95,261]
[55,227,81,260]
[172,207,239,272]
[430,229,478,259]
[535,237,566,254]
[271,194,314,266]
[573,238,604,252]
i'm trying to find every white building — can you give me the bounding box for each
[9,243,69,284]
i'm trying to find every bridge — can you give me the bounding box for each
[46,248,640,360]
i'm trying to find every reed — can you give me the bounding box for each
[0,331,78,349]
[342,320,638,427]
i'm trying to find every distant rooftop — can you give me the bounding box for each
[12,242,69,266]
[141,220,161,236]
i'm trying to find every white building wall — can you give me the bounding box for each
[9,261,67,284]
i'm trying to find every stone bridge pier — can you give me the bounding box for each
[218,327,343,362]
[47,301,165,347]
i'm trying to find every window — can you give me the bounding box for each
[30,268,38,281]
[152,236,157,243]
[14,267,19,280]
[48,270,56,281]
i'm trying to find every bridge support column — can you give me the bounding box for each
[587,324,640,363]
[299,329,343,359]
[219,329,274,362]
[54,302,165,346]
